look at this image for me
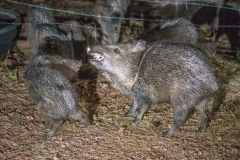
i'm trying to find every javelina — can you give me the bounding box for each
[58,20,88,61]
[58,20,86,42]
[144,0,224,31]
[87,40,219,137]
[217,0,240,59]
[25,3,74,58]
[138,18,198,45]
[24,54,90,140]
[94,0,130,44]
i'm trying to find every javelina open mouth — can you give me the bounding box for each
[87,47,104,61]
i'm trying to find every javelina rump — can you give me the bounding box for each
[24,54,90,140]
[145,0,224,30]
[87,40,219,137]
[25,3,74,58]
[138,18,198,45]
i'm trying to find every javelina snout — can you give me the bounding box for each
[87,40,219,137]
[25,54,90,140]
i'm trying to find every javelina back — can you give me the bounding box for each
[138,18,198,45]
[24,53,90,140]
[145,0,224,30]
[25,3,74,58]
[31,53,82,82]
[87,40,219,137]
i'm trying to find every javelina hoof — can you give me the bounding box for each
[131,118,141,125]
[83,120,91,127]
[85,124,91,128]
[42,131,55,141]
[125,101,138,117]
[42,134,51,141]
[72,110,91,127]
[198,126,206,133]
[162,131,173,138]
[124,110,134,117]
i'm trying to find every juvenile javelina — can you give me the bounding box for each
[138,18,198,45]
[87,40,219,137]
[24,54,90,140]
[25,3,74,58]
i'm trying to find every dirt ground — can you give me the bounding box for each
[0,0,240,159]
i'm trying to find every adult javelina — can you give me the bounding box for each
[138,18,198,45]
[87,40,219,137]
[94,0,130,44]
[24,54,90,140]
[25,3,74,58]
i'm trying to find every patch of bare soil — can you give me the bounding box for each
[0,0,240,159]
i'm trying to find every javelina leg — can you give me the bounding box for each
[131,97,149,125]
[132,104,149,125]
[41,115,53,129]
[125,98,138,117]
[162,107,193,138]
[195,99,209,132]
[70,107,91,127]
[42,119,64,140]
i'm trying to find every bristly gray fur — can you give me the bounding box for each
[138,18,198,46]
[24,53,90,140]
[87,40,219,137]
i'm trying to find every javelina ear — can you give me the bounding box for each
[67,31,73,41]
[130,39,147,53]
[42,36,61,49]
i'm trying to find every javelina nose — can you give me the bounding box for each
[87,47,91,53]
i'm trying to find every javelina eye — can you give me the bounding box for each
[114,48,120,54]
